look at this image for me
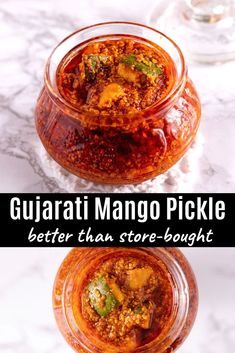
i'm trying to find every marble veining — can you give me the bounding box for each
[0,0,235,192]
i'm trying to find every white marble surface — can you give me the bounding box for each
[0,0,235,192]
[0,247,235,353]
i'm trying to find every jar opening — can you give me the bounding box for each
[45,22,187,124]
[61,248,190,353]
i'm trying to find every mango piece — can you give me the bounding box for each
[120,54,162,77]
[107,279,125,303]
[88,277,118,317]
[98,83,124,108]
[133,303,154,329]
[82,55,111,82]
[117,63,139,83]
[127,267,153,290]
[139,311,152,329]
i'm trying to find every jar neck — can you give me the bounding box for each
[62,248,190,353]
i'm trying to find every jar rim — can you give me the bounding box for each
[44,22,187,123]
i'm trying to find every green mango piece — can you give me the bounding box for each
[121,54,162,77]
[88,277,119,317]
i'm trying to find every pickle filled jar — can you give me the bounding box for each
[35,22,201,184]
[53,247,198,353]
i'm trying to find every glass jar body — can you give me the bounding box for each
[53,247,198,353]
[35,77,200,184]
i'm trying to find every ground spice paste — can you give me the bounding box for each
[56,39,175,114]
[36,32,201,184]
[79,255,173,349]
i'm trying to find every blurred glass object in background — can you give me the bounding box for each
[148,0,235,63]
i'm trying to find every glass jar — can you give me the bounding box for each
[53,247,198,353]
[35,22,201,184]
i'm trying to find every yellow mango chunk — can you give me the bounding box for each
[98,83,124,108]
[107,279,125,303]
[127,267,153,290]
[139,310,152,329]
[117,63,139,83]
